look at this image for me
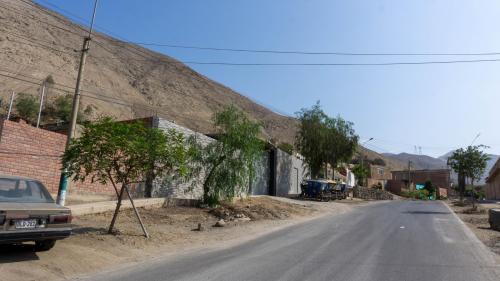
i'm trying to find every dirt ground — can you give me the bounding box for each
[0,196,357,281]
[447,200,500,256]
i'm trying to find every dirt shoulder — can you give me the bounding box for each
[446,200,500,257]
[0,196,362,281]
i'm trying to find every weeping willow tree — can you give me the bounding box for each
[193,105,263,206]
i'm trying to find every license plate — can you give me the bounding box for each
[15,219,37,229]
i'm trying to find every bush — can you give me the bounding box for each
[15,94,38,123]
[403,189,430,200]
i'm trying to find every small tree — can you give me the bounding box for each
[352,164,368,187]
[465,145,490,208]
[62,117,190,237]
[15,94,38,123]
[423,180,436,199]
[194,105,263,206]
[448,145,490,206]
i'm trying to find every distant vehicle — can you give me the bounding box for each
[300,179,347,201]
[0,175,72,251]
[300,179,333,201]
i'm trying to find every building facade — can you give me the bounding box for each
[486,159,500,200]
[389,169,451,197]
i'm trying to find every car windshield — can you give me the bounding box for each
[0,178,54,203]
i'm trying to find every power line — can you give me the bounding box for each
[24,0,500,58]
[14,1,500,68]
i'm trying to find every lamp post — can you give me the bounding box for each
[359,138,373,186]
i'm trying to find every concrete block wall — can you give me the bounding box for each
[0,119,114,194]
[275,149,308,197]
[150,118,215,199]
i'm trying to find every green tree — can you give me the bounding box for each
[448,145,490,206]
[295,102,328,178]
[15,94,38,123]
[423,180,436,199]
[193,105,263,206]
[62,117,191,236]
[324,115,359,171]
[296,102,358,178]
[352,164,368,187]
[372,158,386,166]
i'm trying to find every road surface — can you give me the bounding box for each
[78,201,500,281]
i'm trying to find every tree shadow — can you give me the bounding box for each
[0,244,39,263]
[403,211,451,215]
[71,226,108,235]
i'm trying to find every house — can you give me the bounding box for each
[366,164,392,188]
[485,158,500,200]
[388,169,451,197]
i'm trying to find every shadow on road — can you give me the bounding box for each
[0,244,39,263]
[403,211,451,215]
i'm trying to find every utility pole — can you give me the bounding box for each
[56,0,99,206]
[6,91,15,120]
[36,82,46,128]
[407,160,412,191]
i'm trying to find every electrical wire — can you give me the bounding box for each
[24,0,500,57]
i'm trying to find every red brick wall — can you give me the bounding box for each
[0,119,114,194]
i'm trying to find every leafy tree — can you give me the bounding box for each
[15,94,38,123]
[352,164,368,187]
[62,117,191,236]
[192,105,263,206]
[296,102,358,178]
[448,145,490,206]
[45,95,89,123]
[423,180,436,199]
[372,158,386,166]
[448,148,468,202]
[324,116,359,171]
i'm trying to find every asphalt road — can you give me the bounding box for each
[79,201,500,281]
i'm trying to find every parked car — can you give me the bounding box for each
[0,175,72,251]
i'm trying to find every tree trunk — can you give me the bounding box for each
[458,172,465,203]
[108,185,125,234]
[203,156,225,204]
[471,178,476,210]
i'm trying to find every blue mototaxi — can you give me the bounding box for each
[300,179,334,201]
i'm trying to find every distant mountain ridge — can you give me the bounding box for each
[383,151,500,184]
[382,153,448,170]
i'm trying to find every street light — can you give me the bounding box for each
[359,138,373,186]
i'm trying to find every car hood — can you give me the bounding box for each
[0,202,70,213]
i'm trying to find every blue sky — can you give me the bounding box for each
[33,0,500,157]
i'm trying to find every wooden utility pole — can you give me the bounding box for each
[57,0,99,206]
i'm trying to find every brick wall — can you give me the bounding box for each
[0,119,114,195]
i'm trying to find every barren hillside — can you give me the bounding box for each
[0,0,297,143]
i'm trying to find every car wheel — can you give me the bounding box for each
[34,240,56,252]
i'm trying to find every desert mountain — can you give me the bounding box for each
[382,152,448,170]
[383,151,500,184]
[0,0,405,171]
[0,0,298,143]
